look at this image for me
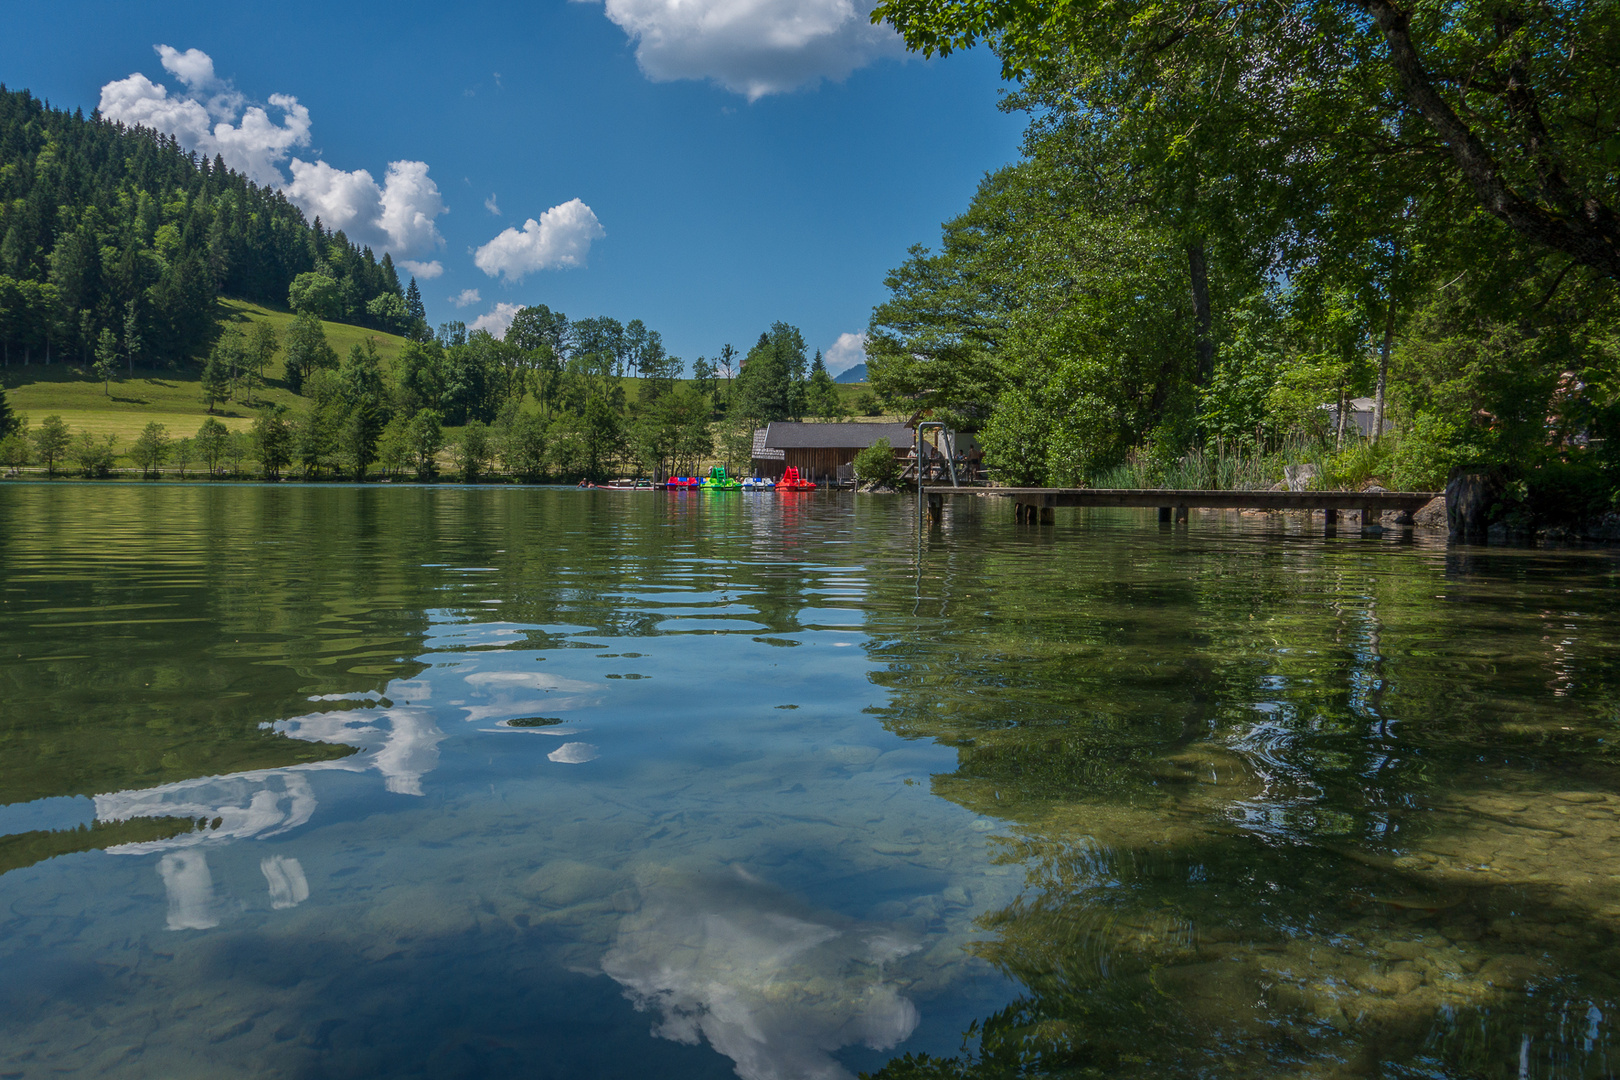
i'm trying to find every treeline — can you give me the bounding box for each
[865,0,1620,523]
[0,310,856,483]
[0,85,420,371]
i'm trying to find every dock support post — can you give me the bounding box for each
[1040,505,1055,526]
[1362,505,1382,534]
[927,493,943,525]
[1175,505,1188,524]
[1158,506,1172,524]
[1323,508,1337,527]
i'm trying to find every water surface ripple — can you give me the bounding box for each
[1,484,1617,1079]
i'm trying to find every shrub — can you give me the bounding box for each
[854,438,901,487]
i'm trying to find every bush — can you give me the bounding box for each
[0,431,30,468]
[1387,411,1468,490]
[72,432,117,478]
[854,438,901,487]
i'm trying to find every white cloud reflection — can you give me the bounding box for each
[602,867,920,1080]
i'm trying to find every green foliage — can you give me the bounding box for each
[0,429,31,468]
[861,0,1620,519]
[70,431,116,478]
[406,410,443,480]
[630,384,712,478]
[873,0,1620,282]
[336,339,388,479]
[0,384,16,437]
[282,311,338,394]
[92,328,120,394]
[453,420,492,482]
[252,405,292,481]
[732,324,806,424]
[32,414,69,475]
[804,351,845,418]
[1386,412,1465,490]
[131,421,169,479]
[497,411,547,482]
[247,321,279,385]
[166,436,190,477]
[0,86,406,372]
[376,413,413,479]
[195,417,230,476]
[853,438,901,487]
[289,272,342,320]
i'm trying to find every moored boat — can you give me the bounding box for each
[664,476,702,490]
[776,466,816,491]
[741,475,775,491]
[701,466,741,491]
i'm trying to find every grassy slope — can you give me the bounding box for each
[0,300,409,446]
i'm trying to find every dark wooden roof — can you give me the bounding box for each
[760,422,915,450]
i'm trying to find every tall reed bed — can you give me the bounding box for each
[1086,437,1383,491]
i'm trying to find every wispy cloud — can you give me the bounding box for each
[451,288,482,308]
[485,194,501,216]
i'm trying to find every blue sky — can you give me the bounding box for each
[0,0,1023,373]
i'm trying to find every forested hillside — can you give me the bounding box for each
[0,85,420,370]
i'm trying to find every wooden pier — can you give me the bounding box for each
[922,487,1442,531]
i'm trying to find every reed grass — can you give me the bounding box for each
[1087,436,1391,491]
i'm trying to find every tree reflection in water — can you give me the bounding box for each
[865,523,1620,1078]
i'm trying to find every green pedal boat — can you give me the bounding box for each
[701,466,742,491]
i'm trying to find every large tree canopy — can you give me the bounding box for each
[872,0,1620,279]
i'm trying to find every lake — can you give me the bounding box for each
[1,483,1617,1079]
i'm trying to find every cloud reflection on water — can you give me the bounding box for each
[602,866,920,1080]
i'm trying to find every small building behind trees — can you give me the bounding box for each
[750,422,959,484]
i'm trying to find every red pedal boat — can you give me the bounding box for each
[664,476,701,490]
[776,466,816,491]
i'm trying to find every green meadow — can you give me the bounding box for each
[1,300,410,446]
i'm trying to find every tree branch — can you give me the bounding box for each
[1349,0,1620,279]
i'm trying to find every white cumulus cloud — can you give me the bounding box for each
[98,46,445,261]
[451,289,482,308]
[470,302,523,339]
[401,260,444,280]
[586,0,904,99]
[474,199,605,281]
[824,331,868,375]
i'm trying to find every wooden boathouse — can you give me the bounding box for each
[751,422,929,484]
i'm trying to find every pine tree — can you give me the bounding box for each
[405,277,425,322]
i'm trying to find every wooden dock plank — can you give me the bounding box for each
[923,487,1441,512]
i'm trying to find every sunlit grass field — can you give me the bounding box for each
[0,300,409,445]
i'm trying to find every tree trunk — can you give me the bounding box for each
[1187,243,1214,383]
[1373,301,1395,443]
[1335,385,1350,449]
